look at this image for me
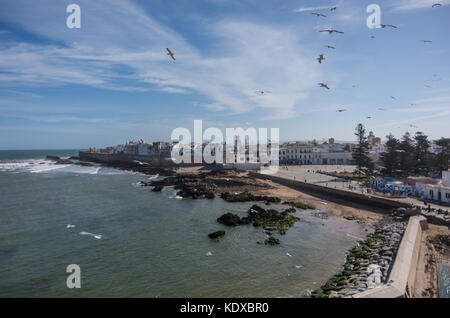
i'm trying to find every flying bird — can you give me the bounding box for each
[166,48,175,60]
[317,54,325,64]
[318,83,330,90]
[378,108,386,111]
[311,12,327,17]
[379,24,398,29]
[432,3,442,8]
[410,103,417,106]
[255,90,271,95]
[324,45,335,49]
[391,96,397,100]
[319,29,344,34]
[370,35,376,39]
[420,40,432,43]
[330,7,337,11]
[366,116,372,119]
[336,109,347,113]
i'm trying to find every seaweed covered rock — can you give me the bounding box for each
[265,236,280,245]
[220,191,281,203]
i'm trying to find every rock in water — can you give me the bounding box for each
[217,213,242,226]
[208,230,225,239]
[152,185,163,192]
[265,237,280,245]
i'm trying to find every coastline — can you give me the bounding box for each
[59,154,450,297]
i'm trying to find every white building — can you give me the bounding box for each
[279,142,353,165]
[416,170,450,205]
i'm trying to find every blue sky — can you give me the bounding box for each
[0,0,449,149]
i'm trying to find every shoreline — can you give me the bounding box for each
[59,156,450,297]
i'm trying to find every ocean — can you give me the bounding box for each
[0,150,364,297]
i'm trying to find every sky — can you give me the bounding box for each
[0,0,449,149]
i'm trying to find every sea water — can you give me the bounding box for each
[0,150,363,297]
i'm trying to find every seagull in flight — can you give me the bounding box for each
[255,90,271,95]
[311,12,327,17]
[391,96,397,100]
[318,83,330,90]
[432,3,442,8]
[379,24,398,29]
[319,29,344,34]
[366,116,372,119]
[330,7,337,11]
[317,54,325,64]
[324,45,335,49]
[166,48,175,60]
[370,35,375,39]
[421,40,432,43]
[336,109,347,113]
[378,108,386,111]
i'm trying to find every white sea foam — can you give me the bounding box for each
[79,231,104,239]
[0,159,125,175]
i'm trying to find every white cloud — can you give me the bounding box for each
[0,0,322,120]
[293,6,335,13]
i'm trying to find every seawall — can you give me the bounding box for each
[352,216,429,298]
[249,172,412,211]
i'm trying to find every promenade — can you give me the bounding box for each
[272,165,450,212]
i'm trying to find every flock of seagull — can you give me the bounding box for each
[310,3,444,130]
[163,3,445,131]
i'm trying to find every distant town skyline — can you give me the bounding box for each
[1,0,450,149]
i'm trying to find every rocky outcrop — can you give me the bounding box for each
[216,205,301,245]
[151,185,163,192]
[282,201,316,210]
[208,230,226,239]
[217,213,242,226]
[220,191,281,204]
[265,237,280,245]
[55,159,73,165]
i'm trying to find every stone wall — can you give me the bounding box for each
[249,172,412,211]
[352,216,428,298]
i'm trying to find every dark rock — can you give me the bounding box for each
[55,159,73,165]
[208,230,225,239]
[152,185,163,192]
[265,236,280,245]
[217,213,242,226]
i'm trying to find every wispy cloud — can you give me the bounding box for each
[0,0,322,120]
[292,6,335,13]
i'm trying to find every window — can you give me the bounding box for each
[446,193,450,199]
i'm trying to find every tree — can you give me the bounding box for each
[352,123,374,176]
[398,132,415,176]
[413,132,431,175]
[433,138,450,175]
[379,134,400,176]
